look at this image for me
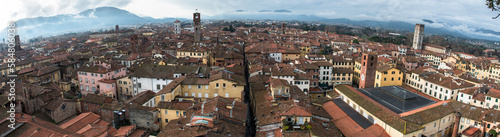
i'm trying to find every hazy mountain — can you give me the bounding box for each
[0,7,177,40]
[2,6,499,42]
[207,13,325,21]
[319,18,469,37]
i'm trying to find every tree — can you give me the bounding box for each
[486,0,500,19]
[303,26,310,31]
[489,129,497,137]
[353,39,360,44]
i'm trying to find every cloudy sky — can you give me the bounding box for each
[1,0,500,34]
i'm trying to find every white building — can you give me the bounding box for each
[174,20,181,34]
[132,77,173,95]
[313,62,333,86]
[269,52,282,63]
[413,24,424,50]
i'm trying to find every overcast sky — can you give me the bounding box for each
[1,0,500,33]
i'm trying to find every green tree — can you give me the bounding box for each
[487,0,500,18]
[489,129,497,137]
[353,39,359,44]
[303,26,310,31]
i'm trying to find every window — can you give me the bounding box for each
[189,85,192,89]
[198,93,202,98]
[192,93,195,97]
[206,85,209,89]
[223,83,226,88]
[157,84,161,90]
[198,85,202,89]
[205,93,209,98]
[214,93,218,97]
[165,110,168,114]
[161,95,165,101]
[216,83,219,88]
[165,119,168,123]
[138,83,142,88]
[176,111,180,116]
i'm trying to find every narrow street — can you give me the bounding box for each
[244,47,256,137]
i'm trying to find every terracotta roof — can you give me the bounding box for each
[280,106,312,117]
[461,127,480,136]
[59,112,101,132]
[421,73,475,90]
[459,87,480,95]
[487,89,500,99]
[157,101,194,110]
[80,94,111,105]
[125,90,156,105]
[335,85,422,134]
[113,125,136,137]
[156,76,186,95]
[0,113,81,137]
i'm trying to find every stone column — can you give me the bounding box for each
[452,112,461,137]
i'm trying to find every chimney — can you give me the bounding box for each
[452,112,461,137]
[480,122,486,137]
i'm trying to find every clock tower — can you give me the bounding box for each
[359,52,378,89]
[193,9,201,42]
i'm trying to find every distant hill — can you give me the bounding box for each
[2,6,500,42]
[0,7,177,40]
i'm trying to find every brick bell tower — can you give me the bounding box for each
[359,52,378,89]
[193,9,201,42]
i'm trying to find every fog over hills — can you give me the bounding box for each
[2,6,500,42]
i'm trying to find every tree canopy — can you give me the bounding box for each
[487,0,500,19]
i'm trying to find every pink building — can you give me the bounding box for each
[402,57,421,71]
[98,79,117,98]
[77,61,126,95]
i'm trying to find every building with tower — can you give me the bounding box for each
[174,20,181,34]
[358,52,378,88]
[413,24,424,50]
[193,10,202,42]
[14,35,23,51]
[130,34,138,54]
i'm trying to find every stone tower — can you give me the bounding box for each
[14,35,23,51]
[193,10,201,42]
[130,34,138,53]
[174,20,181,34]
[359,52,378,89]
[413,24,424,50]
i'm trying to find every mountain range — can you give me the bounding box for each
[1,6,499,42]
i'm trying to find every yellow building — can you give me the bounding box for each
[270,78,291,99]
[374,65,403,87]
[153,72,246,107]
[282,50,301,62]
[353,58,362,85]
[176,45,210,64]
[117,76,133,101]
[298,43,311,56]
[157,101,193,129]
